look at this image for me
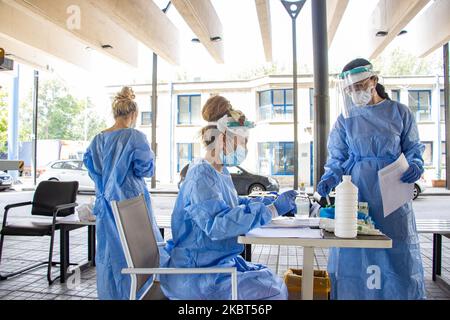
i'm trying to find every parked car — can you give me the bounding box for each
[414,177,426,200]
[0,171,12,191]
[39,160,95,192]
[178,164,280,195]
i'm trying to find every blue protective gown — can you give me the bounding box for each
[160,159,288,300]
[83,128,164,300]
[321,100,426,300]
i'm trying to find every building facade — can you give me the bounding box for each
[107,74,447,188]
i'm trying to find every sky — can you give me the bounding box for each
[0,0,445,115]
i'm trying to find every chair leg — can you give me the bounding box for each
[47,230,58,285]
[0,234,4,263]
[0,234,5,280]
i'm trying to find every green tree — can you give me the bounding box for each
[19,80,107,142]
[0,89,8,156]
[373,47,442,76]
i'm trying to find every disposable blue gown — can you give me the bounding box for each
[83,128,164,300]
[321,100,426,300]
[160,159,288,300]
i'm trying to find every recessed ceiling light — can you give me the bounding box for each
[376,31,388,37]
[210,36,222,42]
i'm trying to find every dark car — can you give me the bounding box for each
[178,164,280,195]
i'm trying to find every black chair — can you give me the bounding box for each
[0,180,78,284]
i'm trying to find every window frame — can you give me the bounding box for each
[177,94,201,125]
[408,90,432,122]
[258,89,293,121]
[258,141,295,176]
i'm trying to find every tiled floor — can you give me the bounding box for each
[0,229,449,300]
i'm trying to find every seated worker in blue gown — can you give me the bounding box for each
[84,87,164,300]
[160,95,298,300]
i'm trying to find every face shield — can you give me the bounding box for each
[205,114,255,167]
[337,65,376,118]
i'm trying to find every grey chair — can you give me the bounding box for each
[0,181,78,284]
[111,194,238,300]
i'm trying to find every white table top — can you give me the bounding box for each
[416,219,450,234]
[238,230,392,249]
[56,214,171,228]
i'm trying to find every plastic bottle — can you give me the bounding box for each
[334,175,358,238]
[295,183,310,218]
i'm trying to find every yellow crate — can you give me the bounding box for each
[284,269,331,300]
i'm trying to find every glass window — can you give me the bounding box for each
[62,161,81,170]
[273,90,285,105]
[391,90,400,102]
[141,112,152,126]
[258,142,294,176]
[227,166,242,175]
[408,90,431,122]
[177,143,201,172]
[178,96,190,124]
[190,95,201,124]
[259,91,271,107]
[422,142,433,165]
[178,95,201,125]
[258,89,293,122]
[441,90,447,121]
[51,162,63,169]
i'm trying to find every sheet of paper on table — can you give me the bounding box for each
[377,153,413,217]
[260,217,321,228]
[247,227,323,239]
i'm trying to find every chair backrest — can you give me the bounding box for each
[111,194,160,295]
[31,181,78,217]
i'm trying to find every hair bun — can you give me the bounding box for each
[115,87,135,103]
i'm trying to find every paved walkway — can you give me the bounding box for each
[0,228,449,300]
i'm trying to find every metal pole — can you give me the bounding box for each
[311,0,330,190]
[151,53,158,189]
[150,1,171,190]
[8,64,19,182]
[281,0,306,190]
[292,17,299,190]
[31,70,39,186]
[444,43,449,190]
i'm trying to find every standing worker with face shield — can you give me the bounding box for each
[317,59,426,299]
[83,87,164,300]
[160,96,297,300]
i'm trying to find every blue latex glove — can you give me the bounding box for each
[273,190,298,216]
[401,163,423,183]
[317,176,337,197]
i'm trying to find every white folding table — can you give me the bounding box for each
[238,230,392,300]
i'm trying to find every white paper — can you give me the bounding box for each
[260,217,320,228]
[378,153,414,217]
[247,227,322,239]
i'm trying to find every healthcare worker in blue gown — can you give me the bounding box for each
[84,87,164,300]
[317,59,426,300]
[160,96,297,300]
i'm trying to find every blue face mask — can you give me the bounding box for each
[221,145,247,166]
